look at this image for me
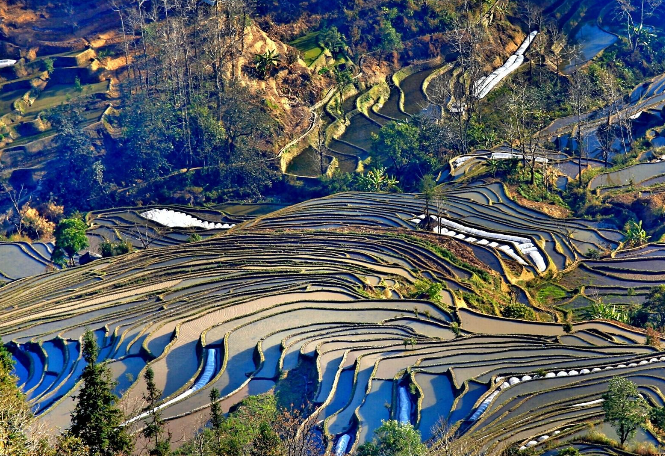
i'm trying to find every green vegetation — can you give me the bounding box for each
[623,220,650,247]
[556,448,580,456]
[501,302,535,321]
[369,119,444,191]
[100,239,133,257]
[0,338,32,455]
[538,284,568,305]
[356,167,400,192]
[589,302,628,323]
[639,285,665,329]
[52,217,89,266]
[289,32,324,66]
[602,377,650,446]
[69,330,133,456]
[409,279,444,305]
[357,420,427,456]
[254,50,280,79]
[142,367,171,456]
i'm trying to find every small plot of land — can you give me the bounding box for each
[289,32,324,67]
[23,81,110,118]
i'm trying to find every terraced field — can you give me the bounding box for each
[2,187,663,452]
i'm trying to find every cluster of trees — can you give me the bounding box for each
[39,0,312,213]
[258,0,457,57]
[1,184,65,242]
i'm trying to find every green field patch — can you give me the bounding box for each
[0,88,30,115]
[289,32,324,66]
[535,283,570,305]
[23,80,109,117]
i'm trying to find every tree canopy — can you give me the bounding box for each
[52,217,89,267]
[69,330,133,456]
[602,376,650,446]
[356,420,427,456]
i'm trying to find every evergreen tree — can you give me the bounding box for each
[69,330,133,456]
[142,366,171,456]
[209,388,222,431]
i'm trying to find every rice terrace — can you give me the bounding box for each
[4,0,665,455]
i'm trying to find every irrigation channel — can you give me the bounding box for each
[2,186,664,453]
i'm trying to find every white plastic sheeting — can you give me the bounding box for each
[490,152,548,164]
[452,156,476,168]
[125,349,217,425]
[572,399,604,407]
[469,390,499,421]
[398,386,411,424]
[0,59,17,69]
[474,31,538,99]
[412,214,547,272]
[334,435,351,456]
[452,151,548,169]
[141,208,235,229]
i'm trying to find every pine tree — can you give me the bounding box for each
[69,330,133,456]
[209,388,222,431]
[142,366,171,456]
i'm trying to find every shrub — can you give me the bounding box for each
[630,442,660,456]
[450,322,461,337]
[502,445,539,456]
[187,233,202,243]
[650,406,665,431]
[563,322,574,334]
[501,303,534,320]
[410,279,443,305]
[100,240,134,257]
[623,220,650,247]
[646,327,662,349]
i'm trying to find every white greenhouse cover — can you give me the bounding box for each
[412,214,547,272]
[474,31,538,99]
[141,208,235,229]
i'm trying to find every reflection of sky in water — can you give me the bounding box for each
[565,23,618,73]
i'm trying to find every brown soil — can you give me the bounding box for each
[506,184,572,219]
[606,190,665,230]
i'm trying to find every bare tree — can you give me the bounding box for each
[443,4,491,154]
[274,406,323,456]
[506,76,547,186]
[615,0,664,51]
[568,68,591,186]
[428,419,486,456]
[3,184,28,237]
[132,223,165,249]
